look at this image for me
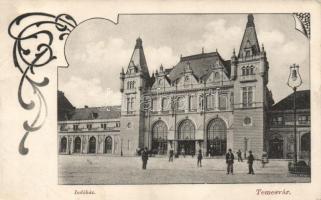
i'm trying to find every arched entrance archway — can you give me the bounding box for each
[104,136,113,154]
[177,119,196,155]
[152,120,168,155]
[269,134,283,158]
[207,118,227,156]
[88,136,96,153]
[60,137,67,153]
[74,137,81,153]
[300,132,310,159]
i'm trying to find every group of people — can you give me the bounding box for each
[141,147,256,175]
[226,148,255,175]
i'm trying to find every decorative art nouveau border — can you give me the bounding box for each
[8,12,310,155]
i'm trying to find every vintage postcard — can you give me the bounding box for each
[0,0,320,199]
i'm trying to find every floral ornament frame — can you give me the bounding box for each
[8,12,77,155]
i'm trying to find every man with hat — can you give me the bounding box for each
[247,150,255,175]
[225,148,234,175]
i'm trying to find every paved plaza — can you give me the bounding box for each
[58,155,310,185]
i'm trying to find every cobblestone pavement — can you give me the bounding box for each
[58,155,310,185]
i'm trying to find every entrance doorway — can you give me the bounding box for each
[177,119,196,156]
[207,118,227,156]
[88,136,96,154]
[178,141,195,156]
[269,136,283,158]
[151,120,168,155]
[104,136,112,154]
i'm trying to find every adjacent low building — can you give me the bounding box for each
[267,90,310,160]
[58,91,121,155]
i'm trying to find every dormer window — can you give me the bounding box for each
[185,76,189,81]
[92,112,98,119]
[87,124,92,130]
[245,49,251,57]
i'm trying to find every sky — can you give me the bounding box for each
[58,14,309,108]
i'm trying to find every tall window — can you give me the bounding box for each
[130,97,134,110]
[189,95,197,110]
[74,137,81,153]
[242,67,246,76]
[126,97,130,112]
[152,121,168,140]
[206,95,215,110]
[219,95,227,110]
[162,98,169,111]
[246,66,250,75]
[178,119,195,140]
[152,98,158,111]
[177,97,185,110]
[250,66,254,75]
[199,95,204,110]
[60,137,67,153]
[242,87,254,108]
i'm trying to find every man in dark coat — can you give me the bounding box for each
[237,149,243,162]
[248,150,255,174]
[197,149,203,167]
[141,147,149,170]
[225,148,234,175]
[169,148,174,162]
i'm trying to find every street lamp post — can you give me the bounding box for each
[287,64,302,163]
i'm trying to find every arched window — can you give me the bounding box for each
[74,137,81,153]
[60,137,67,153]
[250,66,254,75]
[152,121,168,155]
[214,72,219,79]
[246,66,250,75]
[177,96,185,110]
[207,118,227,156]
[178,119,195,140]
[162,98,169,111]
[152,121,168,140]
[105,136,113,154]
[207,118,227,140]
[242,67,246,76]
[88,136,96,153]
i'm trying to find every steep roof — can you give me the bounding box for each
[127,37,150,78]
[67,106,121,121]
[238,14,260,57]
[271,90,310,111]
[57,91,75,121]
[168,52,231,82]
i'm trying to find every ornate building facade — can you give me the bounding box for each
[57,14,310,160]
[119,14,273,158]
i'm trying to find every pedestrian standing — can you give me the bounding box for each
[225,148,234,175]
[237,149,243,162]
[181,148,185,158]
[247,150,255,175]
[141,147,149,170]
[169,148,174,162]
[197,149,203,167]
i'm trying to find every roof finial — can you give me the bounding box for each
[160,64,164,72]
[202,47,204,54]
[135,37,143,48]
[233,48,236,55]
[262,43,265,51]
[246,14,255,27]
